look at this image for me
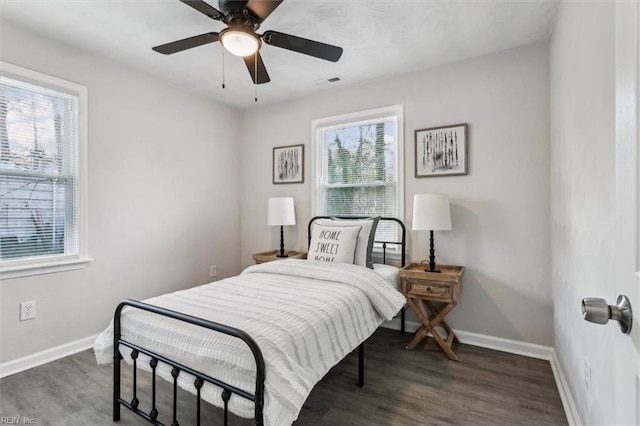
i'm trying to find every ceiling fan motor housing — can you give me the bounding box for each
[219,0,261,26]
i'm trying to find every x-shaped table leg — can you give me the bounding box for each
[405,297,459,361]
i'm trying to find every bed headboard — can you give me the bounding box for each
[308,216,406,267]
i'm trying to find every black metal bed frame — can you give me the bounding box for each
[113,300,266,426]
[112,217,406,426]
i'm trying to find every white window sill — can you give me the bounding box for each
[372,249,404,265]
[0,257,94,280]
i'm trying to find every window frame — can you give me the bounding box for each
[310,105,404,253]
[0,61,91,279]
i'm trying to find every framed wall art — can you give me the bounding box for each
[415,123,468,177]
[273,144,304,184]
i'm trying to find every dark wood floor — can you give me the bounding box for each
[0,328,567,425]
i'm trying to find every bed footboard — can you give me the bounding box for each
[113,299,266,426]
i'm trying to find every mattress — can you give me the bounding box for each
[94,259,405,426]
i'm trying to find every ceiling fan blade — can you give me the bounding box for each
[245,0,283,22]
[180,0,224,21]
[243,51,271,84]
[153,32,219,55]
[262,31,343,62]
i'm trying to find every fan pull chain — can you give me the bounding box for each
[254,51,258,102]
[221,48,226,89]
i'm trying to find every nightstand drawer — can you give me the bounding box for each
[406,280,452,300]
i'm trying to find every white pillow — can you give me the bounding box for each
[315,217,380,269]
[308,224,362,264]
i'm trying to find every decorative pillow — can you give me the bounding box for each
[308,224,362,264]
[315,217,380,269]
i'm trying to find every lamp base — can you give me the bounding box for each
[277,226,288,258]
[424,268,441,273]
[425,230,441,273]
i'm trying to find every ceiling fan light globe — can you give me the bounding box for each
[221,30,260,57]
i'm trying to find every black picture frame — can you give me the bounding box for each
[415,123,468,177]
[273,144,304,184]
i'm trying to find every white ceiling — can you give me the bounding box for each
[0,0,558,109]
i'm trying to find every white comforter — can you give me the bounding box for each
[93,259,405,426]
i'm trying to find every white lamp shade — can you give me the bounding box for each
[412,194,452,231]
[267,197,296,226]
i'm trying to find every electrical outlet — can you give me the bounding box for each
[584,358,591,392]
[210,265,217,278]
[20,300,36,321]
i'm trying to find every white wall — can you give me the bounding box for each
[240,44,552,346]
[0,22,242,363]
[550,2,616,424]
[0,21,555,366]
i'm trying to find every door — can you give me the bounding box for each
[614,2,639,424]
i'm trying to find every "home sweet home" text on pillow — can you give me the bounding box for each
[308,224,362,264]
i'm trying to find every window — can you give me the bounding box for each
[0,62,89,278]
[311,105,404,248]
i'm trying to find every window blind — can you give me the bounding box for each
[314,112,401,245]
[0,75,79,263]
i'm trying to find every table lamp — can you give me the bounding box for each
[267,197,296,258]
[412,193,452,272]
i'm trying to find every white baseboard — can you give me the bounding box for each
[382,318,580,425]
[550,349,582,426]
[0,334,98,379]
[454,329,554,360]
[383,318,552,359]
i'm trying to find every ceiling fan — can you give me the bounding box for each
[152,0,344,85]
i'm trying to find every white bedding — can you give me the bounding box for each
[94,259,405,426]
[373,263,401,291]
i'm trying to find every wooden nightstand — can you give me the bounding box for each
[252,250,307,264]
[399,263,464,361]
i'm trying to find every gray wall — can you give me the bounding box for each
[239,44,553,346]
[0,22,243,363]
[550,2,616,424]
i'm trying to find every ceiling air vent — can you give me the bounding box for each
[315,76,344,86]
